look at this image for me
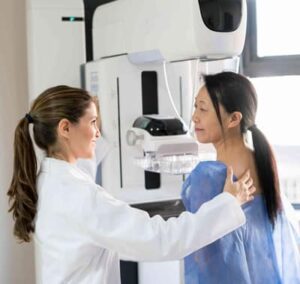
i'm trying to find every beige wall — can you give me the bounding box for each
[0,0,35,283]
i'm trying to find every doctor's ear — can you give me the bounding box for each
[57,119,72,139]
[228,112,243,129]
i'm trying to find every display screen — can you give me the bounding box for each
[61,17,84,22]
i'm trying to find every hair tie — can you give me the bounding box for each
[248,124,257,131]
[25,113,34,124]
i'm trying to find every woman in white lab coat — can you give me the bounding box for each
[7,85,255,284]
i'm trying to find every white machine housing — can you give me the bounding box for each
[85,56,193,203]
[85,59,242,204]
[127,126,198,156]
[26,0,85,101]
[93,0,247,62]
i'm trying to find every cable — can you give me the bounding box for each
[188,58,201,132]
[162,60,181,118]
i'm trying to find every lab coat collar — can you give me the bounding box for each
[40,157,76,173]
[40,158,95,183]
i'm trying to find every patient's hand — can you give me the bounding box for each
[223,167,256,205]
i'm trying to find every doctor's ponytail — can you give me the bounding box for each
[8,85,97,242]
[7,116,37,242]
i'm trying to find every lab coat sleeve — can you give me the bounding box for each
[78,185,245,262]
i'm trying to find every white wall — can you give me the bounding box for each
[0,0,35,283]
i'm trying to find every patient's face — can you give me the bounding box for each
[192,86,226,144]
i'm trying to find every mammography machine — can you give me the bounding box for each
[84,0,247,204]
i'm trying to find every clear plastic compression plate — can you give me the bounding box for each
[133,154,201,175]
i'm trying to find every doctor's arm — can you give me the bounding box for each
[79,184,246,262]
[98,190,245,261]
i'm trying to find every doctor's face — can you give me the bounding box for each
[68,102,100,161]
[192,86,225,145]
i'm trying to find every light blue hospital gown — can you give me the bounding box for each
[181,161,300,284]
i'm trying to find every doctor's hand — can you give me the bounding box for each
[223,167,256,206]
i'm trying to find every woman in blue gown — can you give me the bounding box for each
[182,72,300,284]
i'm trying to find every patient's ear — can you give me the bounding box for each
[228,112,242,129]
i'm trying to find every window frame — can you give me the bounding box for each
[241,0,300,77]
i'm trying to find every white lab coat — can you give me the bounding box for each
[34,158,245,284]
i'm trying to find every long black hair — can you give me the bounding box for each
[203,72,281,226]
